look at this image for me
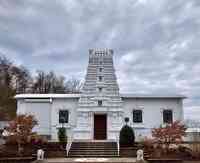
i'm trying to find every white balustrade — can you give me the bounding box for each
[66,129,74,156]
[116,134,120,156]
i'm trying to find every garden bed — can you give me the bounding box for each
[120,146,138,157]
[0,157,35,163]
[147,158,183,163]
[0,142,66,158]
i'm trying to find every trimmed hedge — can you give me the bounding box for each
[120,124,135,147]
[57,127,67,143]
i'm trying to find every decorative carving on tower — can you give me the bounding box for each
[79,49,122,108]
[74,49,123,140]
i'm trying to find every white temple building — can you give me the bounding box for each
[15,49,185,141]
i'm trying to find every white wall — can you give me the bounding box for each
[51,98,79,140]
[17,99,51,136]
[17,98,79,141]
[17,97,184,141]
[185,132,200,142]
[122,98,183,140]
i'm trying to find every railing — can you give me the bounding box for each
[181,141,200,155]
[116,134,120,156]
[66,129,74,156]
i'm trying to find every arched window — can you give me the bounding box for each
[59,110,69,123]
[133,110,143,123]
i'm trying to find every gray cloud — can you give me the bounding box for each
[0,0,200,120]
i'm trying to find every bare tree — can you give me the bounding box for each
[0,55,83,120]
[0,55,12,87]
[11,66,32,93]
[52,75,66,93]
[31,70,66,93]
[65,77,82,93]
[32,70,45,93]
[0,55,32,93]
[0,55,16,120]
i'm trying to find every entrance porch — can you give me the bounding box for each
[73,111,123,141]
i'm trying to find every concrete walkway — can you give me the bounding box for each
[33,158,200,163]
[34,157,137,163]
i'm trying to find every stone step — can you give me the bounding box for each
[73,141,116,145]
[71,146,117,148]
[69,151,117,155]
[70,148,117,151]
[70,149,118,152]
[72,143,117,145]
[69,141,118,157]
[69,151,118,155]
[71,146,117,149]
[70,151,117,154]
[70,142,117,146]
[72,143,116,146]
[69,151,118,154]
[69,154,118,157]
[70,147,117,150]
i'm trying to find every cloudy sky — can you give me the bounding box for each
[0,0,200,120]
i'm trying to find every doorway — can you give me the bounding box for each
[94,114,107,140]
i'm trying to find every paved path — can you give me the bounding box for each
[34,157,137,163]
[33,158,200,163]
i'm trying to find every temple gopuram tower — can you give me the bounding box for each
[74,49,123,140]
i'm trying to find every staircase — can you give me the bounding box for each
[68,142,118,157]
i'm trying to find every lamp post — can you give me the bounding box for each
[124,117,129,125]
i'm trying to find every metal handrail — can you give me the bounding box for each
[66,129,73,156]
[116,134,120,156]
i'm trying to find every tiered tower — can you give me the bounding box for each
[74,49,123,140]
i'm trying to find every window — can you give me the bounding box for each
[98,87,102,92]
[100,61,103,65]
[98,100,103,106]
[99,68,103,72]
[98,76,103,82]
[59,110,69,123]
[133,110,143,123]
[163,110,173,123]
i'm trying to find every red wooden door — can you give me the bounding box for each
[94,114,107,140]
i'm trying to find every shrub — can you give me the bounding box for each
[29,134,48,148]
[7,114,38,155]
[57,127,67,143]
[120,124,135,146]
[152,121,187,153]
[142,137,155,151]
